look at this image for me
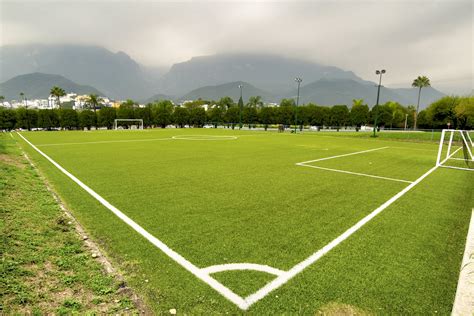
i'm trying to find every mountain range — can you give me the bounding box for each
[0,73,102,100]
[0,44,445,108]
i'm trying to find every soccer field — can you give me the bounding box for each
[13,129,474,314]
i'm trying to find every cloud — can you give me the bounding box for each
[0,0,472,94]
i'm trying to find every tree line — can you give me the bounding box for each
[0,95,472,131]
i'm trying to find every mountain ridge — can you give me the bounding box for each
[0,72,103,100]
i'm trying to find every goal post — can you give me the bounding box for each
[436,129,473,171]
[113,119,144,130]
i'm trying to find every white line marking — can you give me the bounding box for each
[296,163,413,184]
[18,132,457,311]
[16,132,248,310]
[243,161,441,308]
[9,132,14,139]
[171,135,238,140]
[449,157,474,161]
[201,263,285,276]
[440,165,474,172]
[36,137,173,147]
[452,210,474,315]
[297,147,389,164]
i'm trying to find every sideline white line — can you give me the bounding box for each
[9,132,14,139]
[36,137,173,147]
[296,163,413,184]
[452,210,474,315]
[201,263,285,276]
[297,147,389,164]
[16,132,248,310]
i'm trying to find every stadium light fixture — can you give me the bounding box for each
[294,77,303,133]
[372,69,386,137]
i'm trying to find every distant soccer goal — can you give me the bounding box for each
[114,119,144,130]
[436,129,473,171]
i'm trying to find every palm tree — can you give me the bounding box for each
[352,99,364,107]
[412,76,431,129]
[50,86,66,109]
[247,96,264,108]
[86,94,103,114]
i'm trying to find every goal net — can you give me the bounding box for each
[114,119,144,130]
[436,129,473,171]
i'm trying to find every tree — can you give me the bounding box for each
[98,107,116,129]
[218,96,235,109]
[86,94,103,114]
[59,109,79,129]
[243,106,258,129]
[425,96,458,129]
[224,107,239,129]
[0,95,5,105]
[15,107,29,129]
[153,100,174,128]
[135,106,153,128]
[385,101,405,128]
[330,105,350,129]
[247,96,264,108]
[189,107,206,127]
[350,100,369,129]
[79,110,97,130]
[280,98,296,107]
[117,102,135,128]
[50,86,66,109]
[276,106,294,126]
[412,76,431,129]
[173,107,189,128]
[259,107,275,130]
[207,105,224,128]
[370,104,392,127]
[455,97,474,129]
[0,108,16,130]
[37,109,59,130]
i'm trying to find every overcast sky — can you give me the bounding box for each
[0,0,472,94]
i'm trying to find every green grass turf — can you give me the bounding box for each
[10,128,474,314]
[0,134,139,314]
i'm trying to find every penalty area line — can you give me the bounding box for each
[296,163,413,184]
[297,146,389,164]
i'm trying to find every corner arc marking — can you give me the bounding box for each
[201,263,286,276]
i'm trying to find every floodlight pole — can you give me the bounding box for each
[238,84,243,129]
[295,77,302,133]
[22,93,31,131]
[404,113,408,130]
[372,69,386,137]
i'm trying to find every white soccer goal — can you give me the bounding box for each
[114,119,144,130]
[436,129,473,171]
